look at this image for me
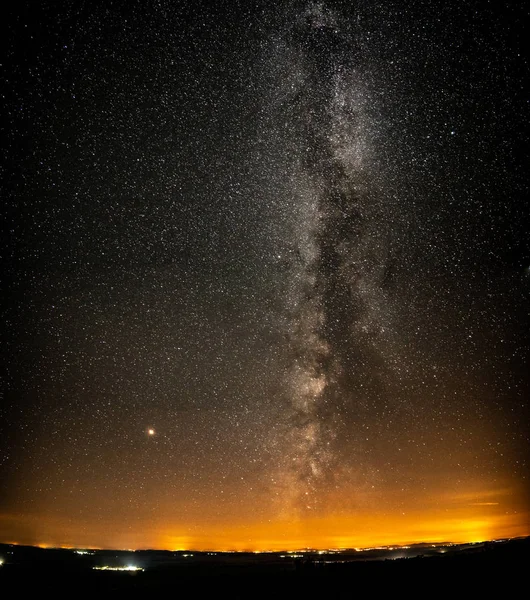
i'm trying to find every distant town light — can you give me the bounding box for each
[93,565,144,572]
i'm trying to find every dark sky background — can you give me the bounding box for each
[1,0,528,550]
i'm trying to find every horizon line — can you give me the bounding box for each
[1,535,528,554]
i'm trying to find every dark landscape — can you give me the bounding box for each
[1,537,528,596]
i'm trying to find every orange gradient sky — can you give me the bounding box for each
[2,479,528,551]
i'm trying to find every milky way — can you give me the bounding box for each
[1,0,528,550]
[264,3,385,514]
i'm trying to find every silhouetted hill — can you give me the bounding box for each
[0,537,528,597]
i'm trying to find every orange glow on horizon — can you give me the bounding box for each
[1,504,528,553]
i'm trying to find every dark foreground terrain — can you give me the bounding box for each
[1,537,528,597]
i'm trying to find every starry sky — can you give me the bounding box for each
[1,0,529,551]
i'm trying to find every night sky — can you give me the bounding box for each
[1,0,528,551]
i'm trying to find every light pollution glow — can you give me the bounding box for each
[1,489,528,552]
